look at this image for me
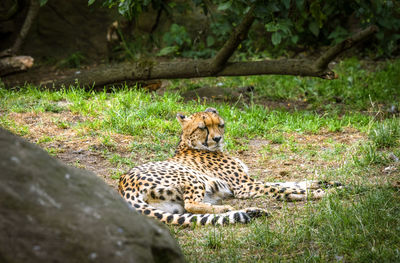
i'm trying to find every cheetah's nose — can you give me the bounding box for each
[213,136,222,143]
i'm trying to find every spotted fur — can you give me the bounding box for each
[119,108,340,226]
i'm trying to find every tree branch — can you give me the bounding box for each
[314,25,378,71]
[3,26,378,88]
[210,5,256,73]
[10,0,40,55]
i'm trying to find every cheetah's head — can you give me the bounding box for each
[177,108,225,152]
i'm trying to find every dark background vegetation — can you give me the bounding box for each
[1,0,399,66]
[1,1,399,262]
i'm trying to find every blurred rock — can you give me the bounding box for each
[0,128,184,263]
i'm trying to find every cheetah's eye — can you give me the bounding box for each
[198,123,206,130]
[219,123,225,128]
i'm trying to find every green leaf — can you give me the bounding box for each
[291,35,299,44]
[157,46,179,57]
[265,22,278,32]
[327,26,348,43]
[206,36,215,47]
[271,32,282,46]
[254,5,270,19]
[39,0,48,6]
[88,0,95,6]
[308,21,319,37]
[266,2,279,13]
[376,31,385,41]
[217,1,232,11]
[283,0,291,9]
[296,0,304,10]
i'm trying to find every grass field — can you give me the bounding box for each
[1,58,399,262]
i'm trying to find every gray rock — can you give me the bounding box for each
[0,128,185,263]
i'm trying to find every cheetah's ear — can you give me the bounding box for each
[205,108,218,114]
[176,113,187,125]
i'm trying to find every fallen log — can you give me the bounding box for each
[0,56,34,77]
[37,26,377,90]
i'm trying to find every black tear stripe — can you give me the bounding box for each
[204,127,209,147]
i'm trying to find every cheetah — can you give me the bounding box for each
[119,108,341,226]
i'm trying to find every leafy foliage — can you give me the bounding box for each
[157,24,191,56]
[57,52,86,68]
[90,0,159,19]
[90,0,400,59]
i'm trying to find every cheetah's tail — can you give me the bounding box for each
[124,197,268,227]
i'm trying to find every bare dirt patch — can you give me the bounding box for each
[226,129,366,209]
[7,111,134,188]
[5,110,369,211]
[236,129,364,180]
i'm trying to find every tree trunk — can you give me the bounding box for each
[0,0,39,76]
[10,0,41,55]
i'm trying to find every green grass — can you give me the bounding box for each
[0,87,372,150]
[353,142,390,167]
[2,59,399,143]
[175,156,400,262]
[176,183,400,262]
[369,118,400,149]
[303,188,400,262]
[168,58,400,112]
[0,116,29,136]
[1,58,400,262]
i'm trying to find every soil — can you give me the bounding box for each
[7,102,400,216]
[5,108,368,212]
[7,111,130,187]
